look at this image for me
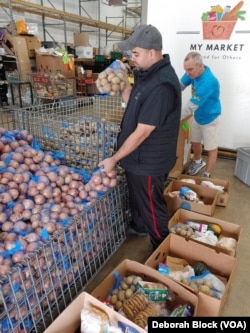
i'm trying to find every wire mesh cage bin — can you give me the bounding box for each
[0,184,126,333]
[12,96,124,171]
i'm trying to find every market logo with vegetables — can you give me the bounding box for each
[202,1,246,40]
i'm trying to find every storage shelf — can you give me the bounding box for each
[0,0,133,35]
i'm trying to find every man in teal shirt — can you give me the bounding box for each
[180,51,221,178]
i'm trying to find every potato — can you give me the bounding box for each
[103,83,112,93]
[111,84,120,92]
[109,90,117,96]
[98,71,107,79]
[108,73,116,81]
[100,78,108,86]
[111,76,121,84]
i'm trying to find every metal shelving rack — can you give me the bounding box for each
[0,0,142,48]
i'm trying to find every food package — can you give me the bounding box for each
[95,60,127,96]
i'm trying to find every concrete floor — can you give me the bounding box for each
[86,156,250,316]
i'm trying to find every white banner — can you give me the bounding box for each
[147,0,250,150]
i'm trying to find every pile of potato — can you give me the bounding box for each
[95,66,127,96]
[106,275,143,311]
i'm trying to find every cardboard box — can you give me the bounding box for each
[168,208,241,257]
[73,32,89,46]
[22,35,41,58]
[177,174,230,207]
[12,36,32,81]
[164,179,219,216]
[235,147,250,186]
[145,233,236,316]
[44,291,145,333]
[169,116,192,178]
[91,259,199,319]
[35,54,75,78]
[75,46,93,59]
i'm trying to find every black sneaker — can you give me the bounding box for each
[126,226,148,237]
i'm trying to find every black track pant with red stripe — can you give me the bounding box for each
[125,170,170,248]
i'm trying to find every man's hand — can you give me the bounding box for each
[98,156,117,173]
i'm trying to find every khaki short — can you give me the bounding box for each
[190,117,221,151]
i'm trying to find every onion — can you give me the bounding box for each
[91,175,102,185]
[44,153,54,164]
[64,174,73,184]
[22,209,32,221]
[8,160,19,169]
[34,194,46,205]
[19,183,28,194]
[12,251,25,264]
[47,171,58,182]
[42,186,53,199]
[23,199,35,210]
[9,188,19,200]
[12,152,24,163]
[0,177,9,185]
[7,181,19,189]
[3,171,13,180]
[24,232,39,243]
[9,212,22,223]
[2,144,11,153]
[0,192,12,204]
[0,212,7,224]
[13,173,24,184]
[13,202,24,213]
[27,186,39,197]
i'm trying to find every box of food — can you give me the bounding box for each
[164,179,219,217]
[145,233,236,316]
[91,259,199,324]
[30,72,75,99]
[44,291,145,333]
[177,174,230,207]
[168,208,241,257]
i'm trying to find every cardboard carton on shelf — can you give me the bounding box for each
[21,35,42,58]
[35,54,75,79]
[73,32,89,47]
[177,173,230,207]
[145,233,236,316]
[12,36,32,81]
[168,208,241,257]
[164,179,219,217]
[75,46,93,59]
[44,291,145,333]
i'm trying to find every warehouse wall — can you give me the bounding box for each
[146,0,250,150]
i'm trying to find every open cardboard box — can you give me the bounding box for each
[168,116,192,178]
[168,209,241,257]
[164,179,219,217]
[91,259,198,321]
[177,174,230,207]
[145,233,236,316]
[44,291,145,333]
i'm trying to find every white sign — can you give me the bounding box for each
[147,0,250,149]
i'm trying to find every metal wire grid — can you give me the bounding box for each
[11,96,124,171]
[0,185,126,333]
